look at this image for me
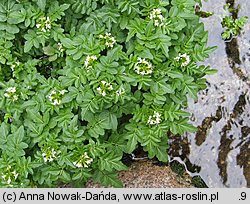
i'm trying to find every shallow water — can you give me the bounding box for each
[169,0,250,187]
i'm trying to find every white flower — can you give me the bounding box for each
[52,99,61,105]
[84,55,97,70]
[51,90,56,95]
[116,88,125,96]
[41,27,46,32]
[36,16,52,32]
[101,80,107,85]
[10,61,21,71]
[99,33,116,48]
[73,152,93,168]
[42,147,60,163]
[45,17,51,29]
[175,53,191,67]
[2,174,6,180]
[7,177,11,185]
[4,87,18,102]
[97,87,106,96]
[154,20,159,26]
[59,90,67,95]
[107,83,113,90]
[57,43,64,52]
[147,111,162,125]
[6,87,16,93]
[96,80,114,96]
[12,95,18,101]
[4,93,10,98]
[134,58,153,75]
[48,89,66,105]
[149,8,165,27]
[12,171,18,180]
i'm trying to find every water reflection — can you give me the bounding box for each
[169,0,250,187]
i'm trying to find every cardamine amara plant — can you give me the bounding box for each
[0,0,216,187]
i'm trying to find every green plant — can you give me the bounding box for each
[221,16,248,40]
[0,0,216,187]
[221,3,248,41]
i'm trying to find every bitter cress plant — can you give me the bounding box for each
[0,0,216,187]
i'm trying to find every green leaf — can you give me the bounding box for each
[126,18,144,42]
[61,87,78,103]
[164,103,190,122]
[101,111,118,131]
[167,70,183,79]
[60,170,71,182]
[43,45,55,56]
[54,109,74,128]
[26,109,44,124]
[155,144,169,162]
[170,118,197,135]
[98,152,127,171]
[24,30,39,52]
[80,91,98,121]
[61,38,75,49]
[7,126,28,157]
[25,120,44,137]
[48,3,70,21]
[155,34,171,57]
[0,123,9,149]
[125,134,138,153]
[183,82,198,99]
[5,24,19,34]
[37,0,47,11]
[0,13,7,22]
[93,170,123,188]
[169,6,179,17]
[151,77,174,94]
[7,9,26,24]
[24,40,33,53]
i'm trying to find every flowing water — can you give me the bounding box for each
[169,0,250,187]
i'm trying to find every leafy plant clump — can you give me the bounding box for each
[0,0,216,187]
[221,15,248,40]
[221,3,248,40]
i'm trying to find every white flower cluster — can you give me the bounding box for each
[134,58,153,75]
[42,147,60,163]
[147,111,162,125]
[1,165,19,186]
[84,55,97,71]
[73,152,93,168]
[174,53,191,67]
[4,87,18,102]
[47,89,67,105]
[116,87,125,96]
[99,33,116,48]
[10,61,21,71]
[36,16,51,32]
[149,8,165,27]
[57,42,64,53]
[96,80,113,96]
